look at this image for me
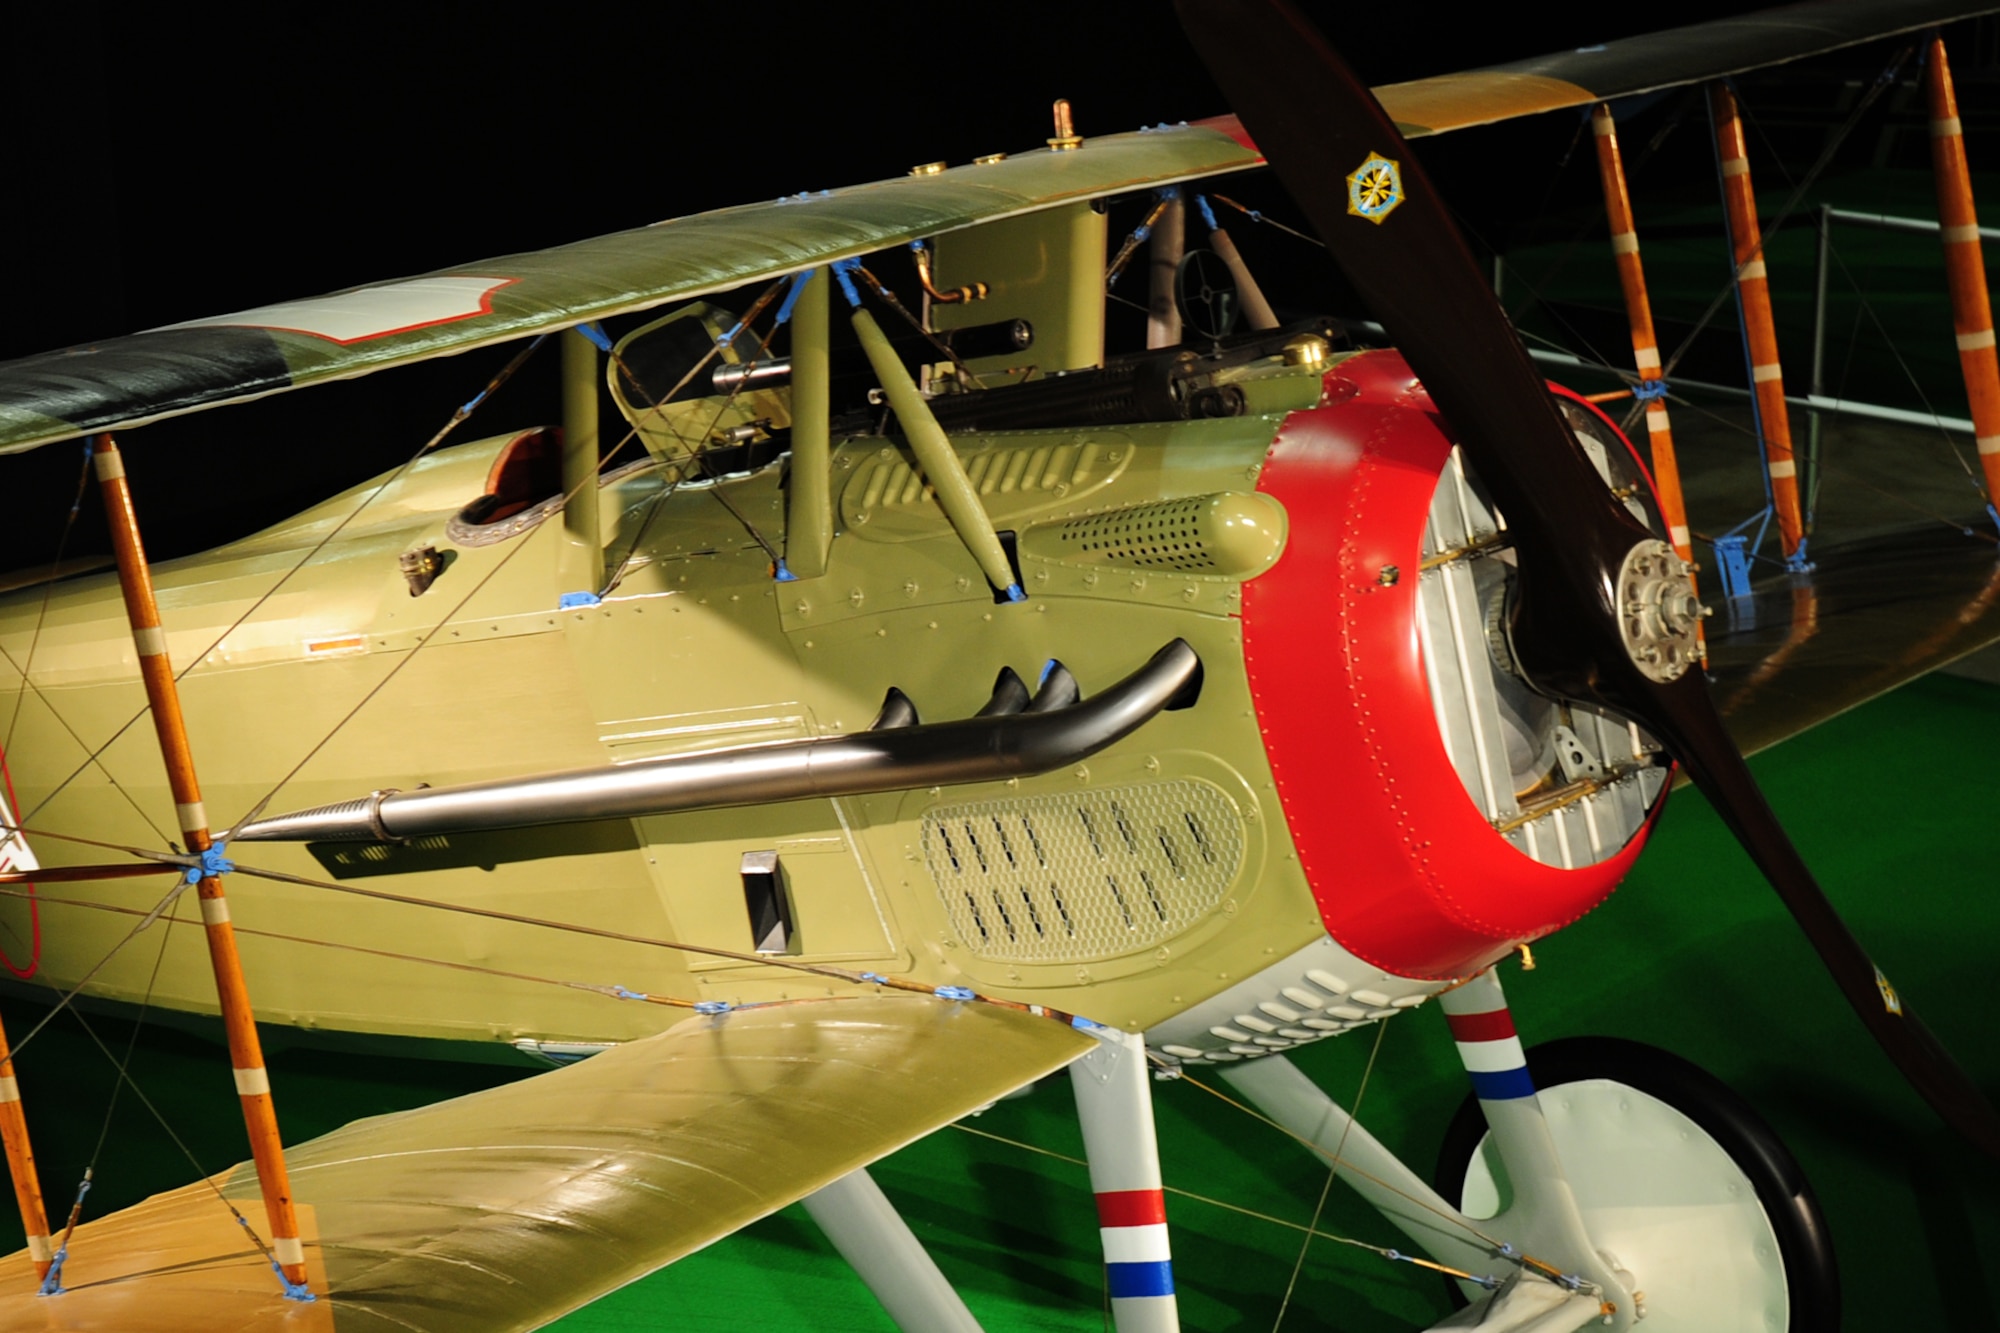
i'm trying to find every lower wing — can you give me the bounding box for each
[0,994,1093,1333]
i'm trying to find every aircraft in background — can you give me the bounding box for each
[0,2,1995,1329]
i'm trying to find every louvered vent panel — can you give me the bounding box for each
[923,780,1243,963]
[1040,497,1216,571]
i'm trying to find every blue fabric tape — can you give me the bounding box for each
[772,269,814,327]
[831,259,864,308]
[1632,378,1670,401]
[1469,1066,1538,1101]
[934,986,975,1001]
[185,843,234,886]
[576,322,613,353]
[1106,1260,1176,1299]
[1195,194,1219,232]
[559,591,601,609]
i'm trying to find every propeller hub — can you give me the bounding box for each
[1617,539,1703,682]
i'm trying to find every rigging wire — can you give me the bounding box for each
[226,387,672,832]
[1735,76,1992,520]
[80,909,179,1176]
[0,882,716,1011]
[16,336,552,835]
[947,1061,1505,1296]
[1206,194,1325,248]
[2,878,189,1064]
[0,742,44,979]
[1273,1018,1387,1331]
[1658,50,1913,385]
[1169,1068,1561,1284]
[0,641,176,848]
[175,857,1080,1029]
[595,277,791,596]
[67,1003,279,1265]
[1500,88,1701,332]
[2,445,92,759]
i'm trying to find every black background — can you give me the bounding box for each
[0,2,1984,571]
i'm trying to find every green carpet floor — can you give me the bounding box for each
[0,671,1994,1329]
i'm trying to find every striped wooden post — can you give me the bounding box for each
[1071,1028,1179,1333]
[90,435,310,1295]
[1710,83,1808,561]
[1591,104,1696,567]
[0,1015,51,1281]
[1924,36,2000,517]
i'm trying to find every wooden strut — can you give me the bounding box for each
[1590,104,1697,566]
[0,1013,52,1280]
[1710,83,1808,560]
[1593,102,1706,663]
[89,435,311,1295]
[1924,36,2000,518]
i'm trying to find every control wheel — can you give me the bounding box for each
[1434,1037,1838,1331]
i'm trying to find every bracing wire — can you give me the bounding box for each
[2,446,92,758]
[17,335,552,834]
[1273,1018,1388,1331]
[1659,51,1913,385]
[57,997,280,1265]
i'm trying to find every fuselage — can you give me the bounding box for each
[0,346,1662,1067]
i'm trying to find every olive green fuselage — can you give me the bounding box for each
[0,372,1332,1057]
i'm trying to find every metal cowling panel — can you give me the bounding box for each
[923,778,1245,964]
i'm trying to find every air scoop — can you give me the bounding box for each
[234,640,1204,844]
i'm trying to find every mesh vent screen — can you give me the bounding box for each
[923,779,1243,963]
[1048,498,1216,571]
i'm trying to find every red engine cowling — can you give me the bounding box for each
[1241,349,1670,980]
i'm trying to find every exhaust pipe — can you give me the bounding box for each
[235,640,1203,844]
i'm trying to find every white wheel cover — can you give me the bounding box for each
[1460,1079,1791,1331]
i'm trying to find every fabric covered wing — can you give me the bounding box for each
[0,995,1094,1333]
[1705,523,2000,758]
[0,127,1261,457]
[1375,0,1997,136]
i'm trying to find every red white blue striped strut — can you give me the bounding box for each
[1071,1028,1181,1333]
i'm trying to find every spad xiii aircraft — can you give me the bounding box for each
[0,2,1997,1329]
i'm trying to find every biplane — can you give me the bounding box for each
[0,2,1997,1329]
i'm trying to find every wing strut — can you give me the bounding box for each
[89,435,315,1297]
[836,263,1025,601]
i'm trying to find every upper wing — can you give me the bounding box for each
[0,1,1991,460]
[1705,523,2000,758]
[1375,0,1996,136]
[0,126,1261,458]
[0,995,1093,1333]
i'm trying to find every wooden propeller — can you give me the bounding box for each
[1177,0,2000,1158]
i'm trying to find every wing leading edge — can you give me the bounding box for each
[1375,0,1998,136]
[0,996,1095,1333]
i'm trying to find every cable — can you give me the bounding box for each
[1273,1018,1388,1330]
[2,446,92,758]
[18,338,550,836]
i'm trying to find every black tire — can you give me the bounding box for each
[1432,1036,1839,1331]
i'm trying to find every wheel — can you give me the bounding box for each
[1433,1037,1838,1331]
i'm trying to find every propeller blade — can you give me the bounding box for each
[1177,0,2000,1156]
